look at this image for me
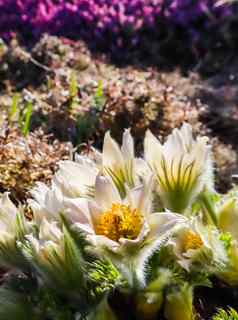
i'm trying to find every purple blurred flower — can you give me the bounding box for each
[0,0,235,51]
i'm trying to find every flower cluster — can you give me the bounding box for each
[0,123,238,319]
[0,0,234,51]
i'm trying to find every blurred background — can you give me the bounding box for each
[0,0,238,203]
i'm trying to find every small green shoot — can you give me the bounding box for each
[9,94,20,122]
[69,72,78,99]
[18,101,33,137]
[94,80,105,111]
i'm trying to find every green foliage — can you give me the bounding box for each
[36,289,75,320]
[146,246,180,283]
[220,232,232,250]
[9,93,20,122]
[19,227,108,318]
[69,72,78,99]
[24,226,87,294]
[0,279,76,320]
[94,80,106,111]
[0,288,35,320]
[198,189,218,226]
[89,259,125,295]
[0,213,29,270]
[7,94,33,136]
[18,101,33,136]
[75,112,98,144]
[74,79,106,144]
[212,308,238,320]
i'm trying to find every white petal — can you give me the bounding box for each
[54,160,98,197]
[0,193,17,218]
[95,175,121,210]
[135,158,152,179]
[147,212,186,241]
[163,128,184,158]
[72,222,95,235]
[103,131,124,170]
[87,234,119,251]
[125,185,152,217]
[144,130,163,168]
[30,182,49,206]
[63,197,91,225]
[121,129,134,161]
[39,218,62,242]
[75,149,102,168]
[180,122,193,150]
[88,200,102,227]
[45,186,64,217]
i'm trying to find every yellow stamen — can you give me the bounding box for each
[96,203,143,242]
[183,231,203,252]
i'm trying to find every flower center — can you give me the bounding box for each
[183,231,203,252]
[96,203,143,242]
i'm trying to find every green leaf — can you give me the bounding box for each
[69,72,78,98]
[212,308,238,320]
[9,94,20,121]
[199,190,218,226]
[94,80,105,111]
[19,101,33,136]
[89,259,125,295]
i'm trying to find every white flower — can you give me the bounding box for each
[48,129,148,204]
[53,158,99,198]
[28,182,63,224]
[28,182,91,230]
[26,218,63,261]
[24,219,85,291]
[0,193,30,243]
[0,193,29,268]
[102,129,150,196]
[144,123,213,213]
[72,175,185,254]
[170,217,226,271]
[25,219,64,284]
[0,193,19,243]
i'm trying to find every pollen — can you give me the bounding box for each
[183,230,203,252]
[96,203,143,242]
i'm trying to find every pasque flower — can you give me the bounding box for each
[169,217,227,271]
[39,129,148,204]
[53,157,99,199]
[0,122,236,319]
[144,123,213,213]
[60,174,184,255]
[24,218,86,292]
[101,129,150,196]
[0,193,30,268]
